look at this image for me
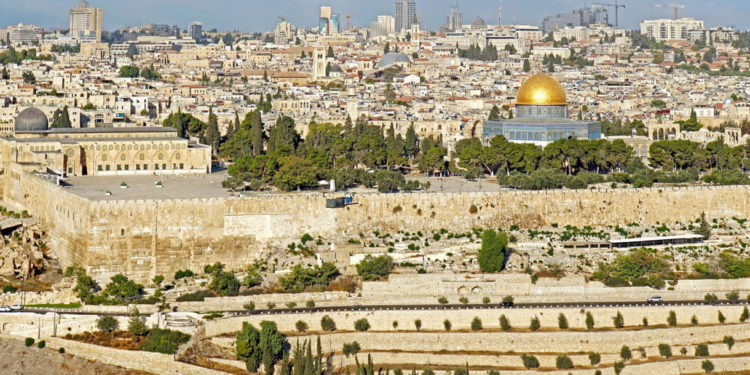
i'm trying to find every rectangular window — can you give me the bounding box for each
[143,164,148,170]
[124,165,130,171]
[179,163,184,169]
[105,165,110,171]
[155,164,159,170]
[162,164,167,170]
[67,168,72,174]
[97,165,102,171]
[117,165,122,171]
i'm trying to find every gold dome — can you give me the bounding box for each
[516,73,567,106]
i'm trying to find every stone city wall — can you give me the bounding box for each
[5,168,750,283]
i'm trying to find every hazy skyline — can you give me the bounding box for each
[1,0,744,32]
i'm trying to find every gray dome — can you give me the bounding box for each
[14,107,49,132]
[377,52,411,69]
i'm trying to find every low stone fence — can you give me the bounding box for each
[44,337,224,375]
[175,291,351,312]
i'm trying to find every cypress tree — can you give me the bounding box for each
[204,107,221,153]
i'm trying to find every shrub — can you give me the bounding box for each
[58,347,65,354]
[342,342,361,357]
[174,269,195,279]
[556,355,573,369]
[321,315,336,331]
[726,290,740,301]
[741,306,749,322]
[437,296,449,304]
[459,296,469,304]
[588,352,601,365]
[2,285,16,293]
[354,318,371,331]
[502,295,514,304]
[695,343,709,357]
[392,321,398,329]
[482,297,491,304]
[529,316,540,331]
[718,311,726,324]
[37,340,45,348]
[680,347,688,356]
[176,290,214,302]
[658,343,672,358]
[499,315,511,331]
[422,370,434,375]
[643,317,649,326]
[620,345,632,361]
[267,302,276,309]
[285,302,297,309]
[471,317,483,331]
[667,311,677,326]
[306,300,315,308]
[356,255,395,281]
[142,329,191,354]
[585,311,595,330]
[613,311,624,328]
[295,320,308,333]
[443,320,452,331]
[614,361,625,375]
[691,315,699,325]
[127,315,147,336]
[521,354,540,369]
[25,338,34,347]
[243,302,256,311]
[208,271,240,296]
[477,230,508,272]
[702,360,714,374]
[704,293,718,302]
[97,316,119,333]
[724,336,735,350]
[558,313,568,329]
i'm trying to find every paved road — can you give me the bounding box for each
[14,300,747,317]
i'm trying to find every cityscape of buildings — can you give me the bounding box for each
[2,0,750,374]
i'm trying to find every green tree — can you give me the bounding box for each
[499,315,511,331]
[477,229,508,273]
[556,355,573,369]
[321,315,336,331]
[209,271,240,296]
[585,311,595,330]
[702,360,714,374]
[204,107,221,153]
[529,316,540,331]
[558,313,568,329]
[102,274,143,301]
[127,309,148,336]
[523,59,531,72]
[488,105,501,121]
[356,255,395,281]
[620,345,632,361]
[119,65,140,78]
[267,116,300,154]
[696,212,711,239]
[471,317,483,331]
[327,46,334,57]
[243,265,262,288]
[613,311,624,328]
[354,318,371,331]
[658,343,672,358]
[51,106,72,128]
[97,316,119,333]
[22,71,36,84]
[695,343,709,357]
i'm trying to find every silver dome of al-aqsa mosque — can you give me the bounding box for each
[14,107,49,132]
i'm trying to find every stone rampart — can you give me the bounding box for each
[6,167,750,283]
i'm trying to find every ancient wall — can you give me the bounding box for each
[6,167,750,283]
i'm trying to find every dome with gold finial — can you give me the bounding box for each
[515,72,567,106]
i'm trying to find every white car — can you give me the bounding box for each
[647,296,664,305]
[0,306,11,312]
[9,304,22,310]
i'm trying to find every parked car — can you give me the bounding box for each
[501,301,514,308]
[647,296,664,305]
[0,306,11,312]
[9,304,22,310]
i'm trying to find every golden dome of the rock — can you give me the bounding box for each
[515,72,567,106]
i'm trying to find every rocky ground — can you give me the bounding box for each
[0,337,153,375]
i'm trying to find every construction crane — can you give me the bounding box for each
[650,2,686,20]
[593,1,626,28]
[278,16,286,23]
[345,14,354,30]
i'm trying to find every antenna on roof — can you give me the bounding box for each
[498,0,503,26]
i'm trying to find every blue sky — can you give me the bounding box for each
[0,0,743,32]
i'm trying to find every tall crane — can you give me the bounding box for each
[650,2,686,20]
[593,1,626,28]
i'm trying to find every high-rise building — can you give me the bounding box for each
[188,22,203,42]
[395,0,418,32]
[318,6,340,35]
[640,18,705,41]
[274,20,297,44]
[541,6,608,33]
[370,15,396,38]
[69,1,103,42]
[446,5,463,31]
